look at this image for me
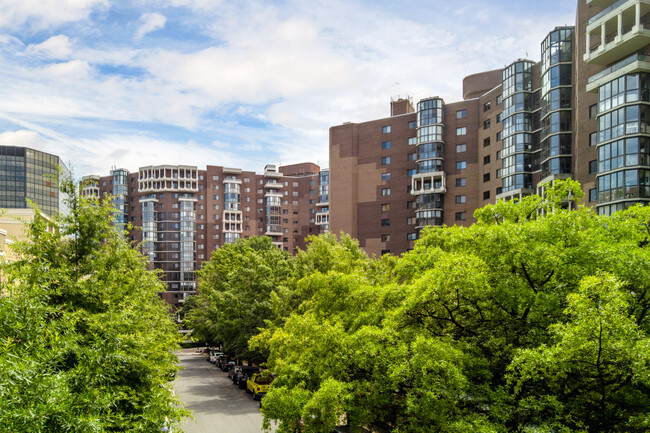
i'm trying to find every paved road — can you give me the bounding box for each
[175,351,273,433]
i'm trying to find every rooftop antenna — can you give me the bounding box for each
[392,82,401,116]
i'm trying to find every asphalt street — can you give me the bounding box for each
[175,351,275,433]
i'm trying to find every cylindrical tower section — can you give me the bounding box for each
[500,60,536,198]
[412,97,446,233]
[540,27,574,180]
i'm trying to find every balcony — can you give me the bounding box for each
[315,212,329,225]
[264,164,283,178]
[584,0,650,65]
[265,225,283,236]
[264,190,283,198]
[264,181,282,189]
[588,0,619,6]
[411,172,447,196]
[586,53,650,91]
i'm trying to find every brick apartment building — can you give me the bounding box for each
[82,162,329,306]
[330,0,650,257]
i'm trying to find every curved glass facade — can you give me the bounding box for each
[501,60,536,192]
[414,97,445,231]
[596,72,650,215]
[111,168,129,233]
[540,27,573,179]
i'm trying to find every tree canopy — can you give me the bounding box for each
[0,180,187,432]
[188,180,650,432]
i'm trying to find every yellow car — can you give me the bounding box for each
[246,371,274,400]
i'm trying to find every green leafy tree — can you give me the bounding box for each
[254,180,650,432]
[0,180,187,432]
[185,236,294,361]
[510,273,650,432]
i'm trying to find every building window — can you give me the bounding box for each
[456,127,467,136]
[456,161,467,170]
[382,172,391,181]
[483,155,491,164]
[381,219,391,226]
[408,121,417,129]
[381,157,391,165]
[590,132,598,146]
[483,173,490,182]
[589,104,597,119]
[407,201,415,209]
[496,169,502,178]
[455,195,466,204]
[456,109,467,119]
[496,131,502,141]
[382,125,391,134]
[407,153,416,161]
[496,150,501,160]
[496,94,502,105]
[496,186,503,195]
[381,234,391,242]
[456,178,466,187]
[496,113,502,123]
[407,169,416,178]
[589,188,597,202]
[381,188,391,196]
[407,217,416,225]
[483,191,490,200]
[484,119,491,129]
[408,137,417,146]
[456,143,466,153]
[589,159,597,174]
[382,141,391,149]
[484,101,491,111]
[484,137,491,147]
[381,203,391,212]
[455,212,466,221]
[407,233,417,241]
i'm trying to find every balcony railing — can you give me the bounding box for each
[589,0,630,25]
[588,53,650,83]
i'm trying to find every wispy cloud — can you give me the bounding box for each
[0,0,108,30]
[25,35,73,59]
[135,12,167,40]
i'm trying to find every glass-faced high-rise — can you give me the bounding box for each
[540,27,574,181]
[582,0,650,215]
[500,60,536,197]
[0,146,69,217]
[412,97,446,233]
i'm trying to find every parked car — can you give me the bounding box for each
[229,365,241,381]
[209,352,224,363]
[236,366,260,388]
[206,350,222,362]
[216,355,231,369]
[247,371,275,400]
[222,361,236,372]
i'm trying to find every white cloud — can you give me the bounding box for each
[39,60,91,78]
[135,12,167,40]
[0,129,47,150]
[0,0,108,30]
[25,35,73,59]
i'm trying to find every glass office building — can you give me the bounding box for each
[0,146,70,217]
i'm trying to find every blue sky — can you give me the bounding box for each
[0,0,576,177]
